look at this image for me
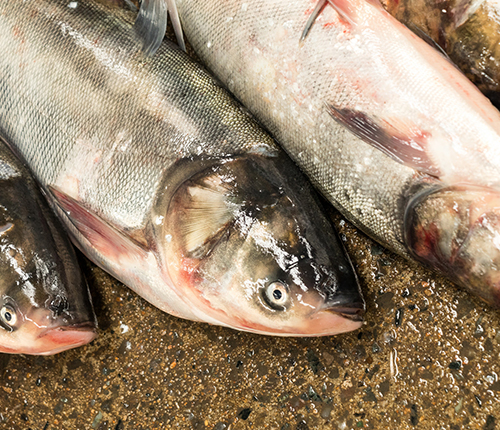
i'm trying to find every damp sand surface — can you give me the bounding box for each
[1,211,499,430]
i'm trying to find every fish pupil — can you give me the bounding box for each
[4,312,11,322]
[273,290,282,300]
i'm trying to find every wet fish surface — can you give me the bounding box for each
[382,0,500,108]
[0,138,96,355]
[174,0,500,307]
[0,0,365,336]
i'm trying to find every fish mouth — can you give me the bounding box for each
[328,304,365,322]
[36,321,97,355]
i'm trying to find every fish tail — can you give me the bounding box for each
[404,182,500,307]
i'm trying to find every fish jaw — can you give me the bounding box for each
[35,324,97,355]
[405,182,500,307]
[296,309,363,337]
[0,308,96,355]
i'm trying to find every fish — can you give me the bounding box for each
[382,0,500,108]
[171,0,500,307]
[0,0,365,336]
[0,138,96,355]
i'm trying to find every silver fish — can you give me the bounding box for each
[382,0,500,108]
[0,138,96,355]
[172,0,500,306]
[0,0,365,336]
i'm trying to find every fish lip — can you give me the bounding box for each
[331,308,365,322]
[37,320,97,340]
[326,302,366,322]
[60,320,97,331]
[33,322,97,355]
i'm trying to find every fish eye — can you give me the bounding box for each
[262,281,290,311]
[0,304,17,327]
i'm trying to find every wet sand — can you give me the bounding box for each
[1,210,499,429]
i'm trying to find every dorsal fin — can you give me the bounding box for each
[134,0,185,56]
[301,0,385,43]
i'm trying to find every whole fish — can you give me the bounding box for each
[382,0,500,107]
[172,0,500,306]
[0,0,365,336]
[0,138,96,355]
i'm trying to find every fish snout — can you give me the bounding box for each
[317,264,365,321]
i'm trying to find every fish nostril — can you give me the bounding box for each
[49,296,69,317]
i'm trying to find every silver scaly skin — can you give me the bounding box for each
[382,0,500,108]
[0,0,365,336]
[174,0,500,307]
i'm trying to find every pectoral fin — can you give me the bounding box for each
[167,173,237,259]
[326,105,440,177]
[49,186,149,263]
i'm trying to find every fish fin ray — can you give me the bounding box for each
[300,0,328,43]
[166,0,185,52]
[135,0,168,56]
[301,0,386,43]
[326,104,440,176]
[452,0,483,28]
[48,186,150,262]
[123,0,138,12]
[325,0,358,26]
[178,179,236,257]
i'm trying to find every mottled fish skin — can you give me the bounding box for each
[382,0,500,108]
[0,0,365,336]
[0,138,96,355]
[174,0,500,307]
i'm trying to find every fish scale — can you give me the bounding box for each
[0,0,270,230]
[177,0,420,255]
[0,0,365,335]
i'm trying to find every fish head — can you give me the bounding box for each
[157,153,365,336]
[0,173,97,354]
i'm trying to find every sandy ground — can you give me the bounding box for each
[1,209,499,430]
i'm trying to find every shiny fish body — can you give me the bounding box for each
[0,138,96,355]
[0,0,365,335]
[175,0,500,306]
[382,0,500,107]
